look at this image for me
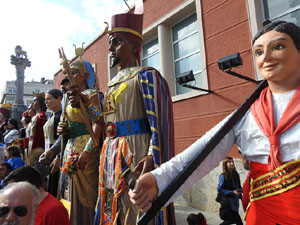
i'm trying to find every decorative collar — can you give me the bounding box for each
[108,67,142,86]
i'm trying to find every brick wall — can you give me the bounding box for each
[54,0,254,212]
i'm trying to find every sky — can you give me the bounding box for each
[0,0,135,93]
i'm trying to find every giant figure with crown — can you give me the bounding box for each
[57,46,105,225]
[89,1,176,224]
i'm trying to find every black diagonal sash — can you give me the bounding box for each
[138,80,268,225]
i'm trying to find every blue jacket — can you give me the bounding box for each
[217,172,241,211]
[7,157,25,170]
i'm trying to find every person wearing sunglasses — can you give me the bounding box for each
[0,181,38,225]
[4,166,71,225]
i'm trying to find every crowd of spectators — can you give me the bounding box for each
[0,80,71,225]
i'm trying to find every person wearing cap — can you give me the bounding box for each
[3,119,19,147]
[60,76,71,95]
[54,47,105,225]
[60,76,71,114]
[87,2,175,225]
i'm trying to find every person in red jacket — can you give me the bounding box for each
[5,166,71,225]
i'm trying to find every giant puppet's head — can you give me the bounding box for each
[0,104,12,124]
[106,0,144,68]
[32,92,47,113]
[70,44,97,90]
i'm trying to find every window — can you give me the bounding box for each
[142,39,160,70]
[247,0,300,79]
[6,96,15,101]
[262,0,300,26]
[5,100,14,104]
[130,0,208,99]
[172,13,202,95]
[108,55,118,81]
[7,88,16,94]
[247,1,300,39]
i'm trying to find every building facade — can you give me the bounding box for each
[53,0,300,213]
[1,78,54,107]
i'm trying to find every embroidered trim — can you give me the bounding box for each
[250,159,300,201]
[86,103,102,121]
[84,138,95,153]
[108,67,142,86]
[110,27,143,40]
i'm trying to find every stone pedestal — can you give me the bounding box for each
[10,45,31,121]
[11,104,27,122]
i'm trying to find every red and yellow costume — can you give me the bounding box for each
[245,83,300,224]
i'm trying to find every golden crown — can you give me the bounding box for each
[73,42,85,58]
[32,92,45,99]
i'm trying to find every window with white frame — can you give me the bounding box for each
[172,13,202,95]
[7,88,16,94]
[142,39,160,70]
[140,0,208,99]
[246,0,300,80]
[262,0,300,26]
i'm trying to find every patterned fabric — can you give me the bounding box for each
[59,89,100,225]
[250,159,300,201]
[107,67,141,86]
[139,68,174,166]
[87,103,102,122]
[95,67,175,225]
[68,121,89,138]
[98,137,132,225]
[245,161,300,225]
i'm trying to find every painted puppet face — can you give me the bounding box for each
[253,30,300,86]
[108,35,137,69]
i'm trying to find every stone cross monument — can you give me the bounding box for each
[10,45,31,121]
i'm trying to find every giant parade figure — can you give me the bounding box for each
[58,45,105,225]
[80,1,176,224]
[129,20,300,225]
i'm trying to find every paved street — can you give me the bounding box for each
[175,205,245,225]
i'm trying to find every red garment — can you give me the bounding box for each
[241,171,250,212]
[35,193,70,225]
[200,217,207,225]
[251,84,300,170]
[23,112,47,149]
[246,162,300,225]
